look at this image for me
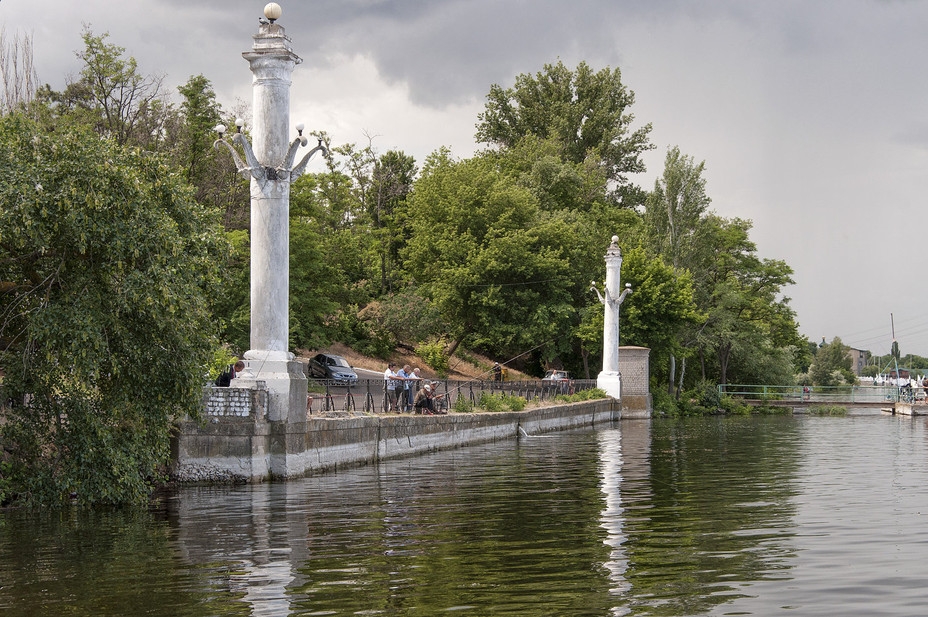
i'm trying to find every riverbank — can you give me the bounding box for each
[172,398,630,483]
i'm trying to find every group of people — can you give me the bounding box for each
[383,363,446,414]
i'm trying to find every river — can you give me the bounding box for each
[2,411,927,615]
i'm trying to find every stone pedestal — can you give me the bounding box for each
[597,371,622,401]
[232,357,307,423]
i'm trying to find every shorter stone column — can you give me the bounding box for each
[592,235,631,399]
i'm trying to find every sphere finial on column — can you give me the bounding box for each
[264,3,282,22]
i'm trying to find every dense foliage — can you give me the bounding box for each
[0,30,813,504]
[0,115,225,505]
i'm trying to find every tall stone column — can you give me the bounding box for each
[592,235,631,399]
[216,4,325,426]
[243,15,298,361]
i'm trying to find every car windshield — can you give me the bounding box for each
[331,356,351,368]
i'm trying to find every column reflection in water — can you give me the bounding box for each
[597,428,628,600]
[597,419,652,614]
[171,482,309,616]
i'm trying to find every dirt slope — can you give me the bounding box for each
[297,342,531,382]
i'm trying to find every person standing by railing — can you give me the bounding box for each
[383,363,402,412]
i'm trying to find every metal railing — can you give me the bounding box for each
[719,384,922,405]
[308,378,600,414]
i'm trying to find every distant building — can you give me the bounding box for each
[846,347,867,376]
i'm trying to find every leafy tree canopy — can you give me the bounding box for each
[808,337,855,386]
[0,114,226,505]
[404,149,575,360]
[476,60,653,199]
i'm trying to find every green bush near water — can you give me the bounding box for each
[472,392,528,413]
[552,388,608,404]
[807,405,848,416]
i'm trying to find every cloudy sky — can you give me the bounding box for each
[4,0,928,359]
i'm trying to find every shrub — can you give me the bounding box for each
[754,405,792,416]
[478,392,506,412]
[650,387,680,417]
[0,460,10,506]
[719,395,752,415]
[208,346,239,380]
[378,289,445,343]
[416,340,449,377]
[808,405,848,416]
[552,388,609,404]
[471,392,529,413]
[334,307,395,359]
[502,394,527,411]
[452,396,474,413]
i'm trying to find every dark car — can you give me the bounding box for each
[307,353,358,386]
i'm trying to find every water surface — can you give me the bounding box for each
[2,412,927,615]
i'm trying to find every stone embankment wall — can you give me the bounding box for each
[172,388,628,483]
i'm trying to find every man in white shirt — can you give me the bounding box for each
[383,363,401,412]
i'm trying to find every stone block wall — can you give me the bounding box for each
[202,385,268,419]
[172,399,620,483]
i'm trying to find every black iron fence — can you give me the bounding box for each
[307,378,600,414]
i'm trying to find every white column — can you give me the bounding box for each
[597,236,625,399]
[231,15,307,427]
[242,23,300,360]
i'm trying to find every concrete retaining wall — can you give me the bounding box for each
[172,398,620,483]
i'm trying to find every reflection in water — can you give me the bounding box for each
[231,559,293,616]
[6,415,928,615]
[598,419,655,615]
[620,416,802,615]
[225,487,295,617]
[598,428,629,604]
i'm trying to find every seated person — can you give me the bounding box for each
[414,384,437,415]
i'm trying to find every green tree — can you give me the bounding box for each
[404,149,574,361]
[39,28,169,149]
[0,115,225,505]
[809,337,854,386]
[369,149,417,294]
[619,247,702,380]
[176,75,221,185]
[476,60,652,200]
[644,146,711,270]
[289,217,344,351]
[209,229,250,354]
[693,216,800,386]
[643,146,712,394]
[173,75,249,229]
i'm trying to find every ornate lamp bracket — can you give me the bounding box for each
[214,120,266,183]
[215,121,326,184]
[590,281,632,308]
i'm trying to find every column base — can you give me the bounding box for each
[597,371,622,400]
[232,355,307,423]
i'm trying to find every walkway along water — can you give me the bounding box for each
[721,383,928,414]
[172,384,648,483]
